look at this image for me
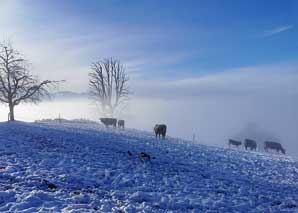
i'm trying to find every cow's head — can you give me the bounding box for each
[281,148,286,154]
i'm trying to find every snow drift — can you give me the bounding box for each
[0,120,297,212]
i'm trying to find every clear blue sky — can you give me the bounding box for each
[39,0,298,76]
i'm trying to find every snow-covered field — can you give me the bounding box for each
[0,120,298,212]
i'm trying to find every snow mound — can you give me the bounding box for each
[0,120,297,212]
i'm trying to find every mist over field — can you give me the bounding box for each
[1,63,297,156]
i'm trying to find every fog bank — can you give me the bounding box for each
[0,93,296,156]
[0,62,297,156]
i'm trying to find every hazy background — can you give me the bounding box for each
[0,1,298,156]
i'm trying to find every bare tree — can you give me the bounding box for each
[89,58,130,116]
[0,42,58,121]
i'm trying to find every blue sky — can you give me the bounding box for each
[35,0,298,75]
[0,0,297,89]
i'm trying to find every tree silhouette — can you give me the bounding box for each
[89,58,130,116]
[0,42,58,121]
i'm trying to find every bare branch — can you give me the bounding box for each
[0,41,60,121]
[89,58,130,116]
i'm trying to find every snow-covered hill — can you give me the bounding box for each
[0,120,298,212]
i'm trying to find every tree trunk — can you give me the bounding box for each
[9,104,15,121]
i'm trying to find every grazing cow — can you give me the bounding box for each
[264,141,285,154]
[154,124,167,139]
[100,118,117,128]
[118,120,125,128]
[244,139,257,151]
[228,139,242,148]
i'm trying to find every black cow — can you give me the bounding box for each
[228,139,242,148]
[244,139,257,151]
[100,118,117,128]
[154,124,167,139]
[264,141,285,154]
[118,120,125,128]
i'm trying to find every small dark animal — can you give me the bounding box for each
[244,139,257,151]
[42,179,57,190]
[100,118,117,128]
[127,150,132,156]
[47,183,57,190]
[140,152,151,161]
[154,124,167,139]
[264,141,285,154]
[228,139,242,148]
[118,120,125,128]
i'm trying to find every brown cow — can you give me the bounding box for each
[244,139,257,151]
[264,141,285,154]
[228,139,242,148]
[100,118,117,128]
[154,124,167,139]
[118,120,125,128]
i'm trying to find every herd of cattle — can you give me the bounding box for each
[100,118,125,128]
[229,139,286,154]
[100,117,286,155]
[100,118,167,139]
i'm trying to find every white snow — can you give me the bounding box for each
[0,120,297,212]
